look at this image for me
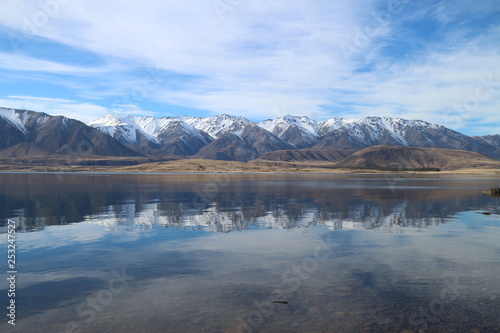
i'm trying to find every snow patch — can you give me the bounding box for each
[0,107,28,133]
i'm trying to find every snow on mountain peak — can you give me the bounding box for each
[89,114,163,144]
[89,114,125,127]
[183,114,251,138]
[0,107,51,133]
[0,107,28,133]
[316,116,439,143]
[88,112,458,151]
[258,114,319,136]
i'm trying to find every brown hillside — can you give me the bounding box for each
[335,145,500,170]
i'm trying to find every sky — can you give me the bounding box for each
[0,0,499,135]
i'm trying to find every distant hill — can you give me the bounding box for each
[335,145,500,170]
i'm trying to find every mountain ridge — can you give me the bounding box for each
[2,107,500,167]
[0,107,143,160]
[89,112,500,161]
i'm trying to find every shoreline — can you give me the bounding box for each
[1,159,499,176]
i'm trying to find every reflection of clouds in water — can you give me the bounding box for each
[7,222,107,250]
[160,227,330,257]
[5,213,500,332]
[8,222,145,251]
[351,212,500,293]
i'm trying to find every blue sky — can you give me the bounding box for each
[0,0,499,135]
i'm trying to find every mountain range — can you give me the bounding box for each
[1,106,500,168]
[88,112,500,161]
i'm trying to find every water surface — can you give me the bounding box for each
[0,173,499,332]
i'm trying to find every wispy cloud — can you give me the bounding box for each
[0,95,156,123]
[0,95,108,122]
[0,0,498,134]
[0,51,109,74]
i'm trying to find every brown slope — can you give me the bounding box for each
[254,148,357,164]
[0,142,165,167]
[111,159,352,173]
[335,145,500,170]
[194,132,257,161]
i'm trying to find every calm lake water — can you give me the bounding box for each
[0,172,499,333]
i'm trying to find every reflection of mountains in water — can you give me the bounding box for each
[85,201,449,233]
[2,173,497,233]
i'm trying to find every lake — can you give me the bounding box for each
[0,172,499,332]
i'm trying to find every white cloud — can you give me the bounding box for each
[0,0,499,133]
[0,51,108,74]
[0,95,144,123]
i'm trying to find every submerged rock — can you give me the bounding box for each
[482,187,500,198]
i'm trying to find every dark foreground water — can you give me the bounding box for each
[0,172,499,333]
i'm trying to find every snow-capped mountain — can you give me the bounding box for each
[182,114,252,138]
[89,114,213,156]
[0,107,51,137]
[258,115,320,148]
[258,115,319,135]
[89,114,162,146]
[194,124,294,161]
[88,112,500,160]
[155,120,213,156]
[90,113,289,159]
[90,113,251,142]
[0,107,139,157]
[315,116,499,158]
[2,106,499,163]
[316,116,439,148]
